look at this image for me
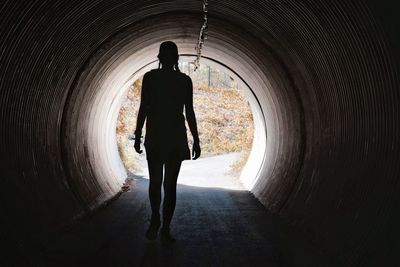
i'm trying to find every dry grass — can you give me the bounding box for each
[116,79,142,171]
[192,85,254,157]
[116,67,254,174]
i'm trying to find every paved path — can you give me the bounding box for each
[32,154,335,266]
[137,152,244,190]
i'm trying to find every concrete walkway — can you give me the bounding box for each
[32,155,335,267]
[136,152,245,190]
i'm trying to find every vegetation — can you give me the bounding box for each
[116,63,254,174]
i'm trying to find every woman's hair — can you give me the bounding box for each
[158,41,181,72]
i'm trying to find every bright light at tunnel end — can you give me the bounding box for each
[113,55,267,192]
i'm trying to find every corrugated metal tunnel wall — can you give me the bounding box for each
[0,0,399,265]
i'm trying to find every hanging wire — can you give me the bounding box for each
[192,0,208,71]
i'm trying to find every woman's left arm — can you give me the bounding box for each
[184,76,201,159]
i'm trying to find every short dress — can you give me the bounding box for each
[141,69,192,162]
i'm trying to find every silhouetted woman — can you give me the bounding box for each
[134,41,201,243]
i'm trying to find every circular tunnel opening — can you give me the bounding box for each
[115,59,266,191]
[61,12,304,211]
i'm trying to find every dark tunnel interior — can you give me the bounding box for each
[1,0,399,266]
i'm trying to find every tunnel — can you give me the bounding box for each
[1,0,399,266]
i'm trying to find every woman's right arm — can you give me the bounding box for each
[134,73,150,153]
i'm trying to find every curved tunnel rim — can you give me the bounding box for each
[59,10,307,213]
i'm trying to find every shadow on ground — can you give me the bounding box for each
[31,176,335,267]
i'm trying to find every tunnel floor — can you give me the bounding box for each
[31,172,335,267]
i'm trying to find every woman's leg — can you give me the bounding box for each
[147,159,163,222]
[162,159,182,229]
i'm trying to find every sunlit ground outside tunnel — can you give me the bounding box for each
[116,62,254,191]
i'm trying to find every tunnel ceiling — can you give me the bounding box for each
[1,0,399,265]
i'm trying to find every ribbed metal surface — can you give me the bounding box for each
[0,0,399,265]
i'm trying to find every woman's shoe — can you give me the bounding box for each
[160,227,176,244]
[145,218,160,240]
